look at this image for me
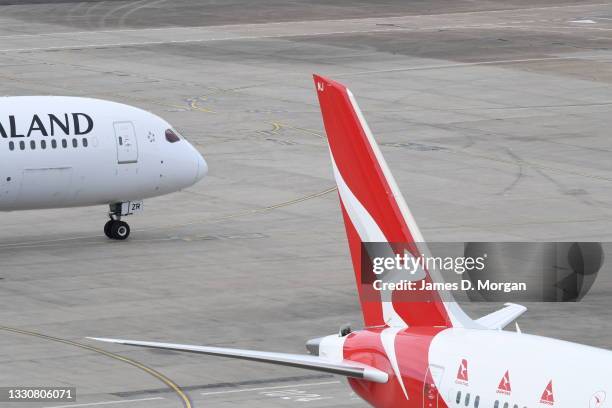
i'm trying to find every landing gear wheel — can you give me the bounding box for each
[104,220,114,239]
[110,221,130,240]
[106,202,137,240]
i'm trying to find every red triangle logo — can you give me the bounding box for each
[456,359,468,382]
[540,381,554,405]
[497,371,512,394]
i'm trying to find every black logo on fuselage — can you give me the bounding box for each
[0,113,94,138]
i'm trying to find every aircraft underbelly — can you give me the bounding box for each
[0,149,159,210]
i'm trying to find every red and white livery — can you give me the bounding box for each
[91,76,611,408]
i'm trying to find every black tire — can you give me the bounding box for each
[104,220,114,239]
[111,221,130,240]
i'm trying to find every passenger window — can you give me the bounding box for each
[118,136,123,146]
[9,141,14,151]
[19,141,25,150]
[62,139,67,148]
[475,396,480,408]
[503,403,508,408]
[513,405,518,408]
[30,140,35,150]
[51,139,57,149]
[72,138,78,148]
[465,393,470,406]
[456,391,462,404]
[494,401,499,408]
[82,138,88,147]
[41,140,46,149]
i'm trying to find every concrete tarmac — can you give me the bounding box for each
[1,1,612,407]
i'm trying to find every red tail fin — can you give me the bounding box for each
[314,75,471,328]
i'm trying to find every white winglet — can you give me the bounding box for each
[475,303,527,330]
[87,337,389,383]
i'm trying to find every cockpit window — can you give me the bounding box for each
[165,129,181,143]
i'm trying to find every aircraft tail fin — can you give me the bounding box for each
[313,75,477,329]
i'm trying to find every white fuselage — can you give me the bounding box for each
[314,326,610,408]
[430,329,609,408]
[0,96,206,211]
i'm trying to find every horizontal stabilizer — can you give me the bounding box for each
[88,337,388,383]
[476,303,527,330]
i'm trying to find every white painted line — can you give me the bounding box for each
[44,397,164,408]
[0,16,605,54]
[0,28,409,53]
[0,26,510,53]
[335,56,579,76]
[200,380,341,396]
[571,19,596,23]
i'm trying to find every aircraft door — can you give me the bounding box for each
[113,122,138,164]
[423,365,445,408]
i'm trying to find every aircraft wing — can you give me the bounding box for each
[476,303,527,330]
[88,337,388,383]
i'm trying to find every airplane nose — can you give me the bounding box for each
[195,151,208,182]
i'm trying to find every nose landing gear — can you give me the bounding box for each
[104,202,140,240]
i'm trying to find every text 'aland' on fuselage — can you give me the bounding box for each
[0,113,94,138]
